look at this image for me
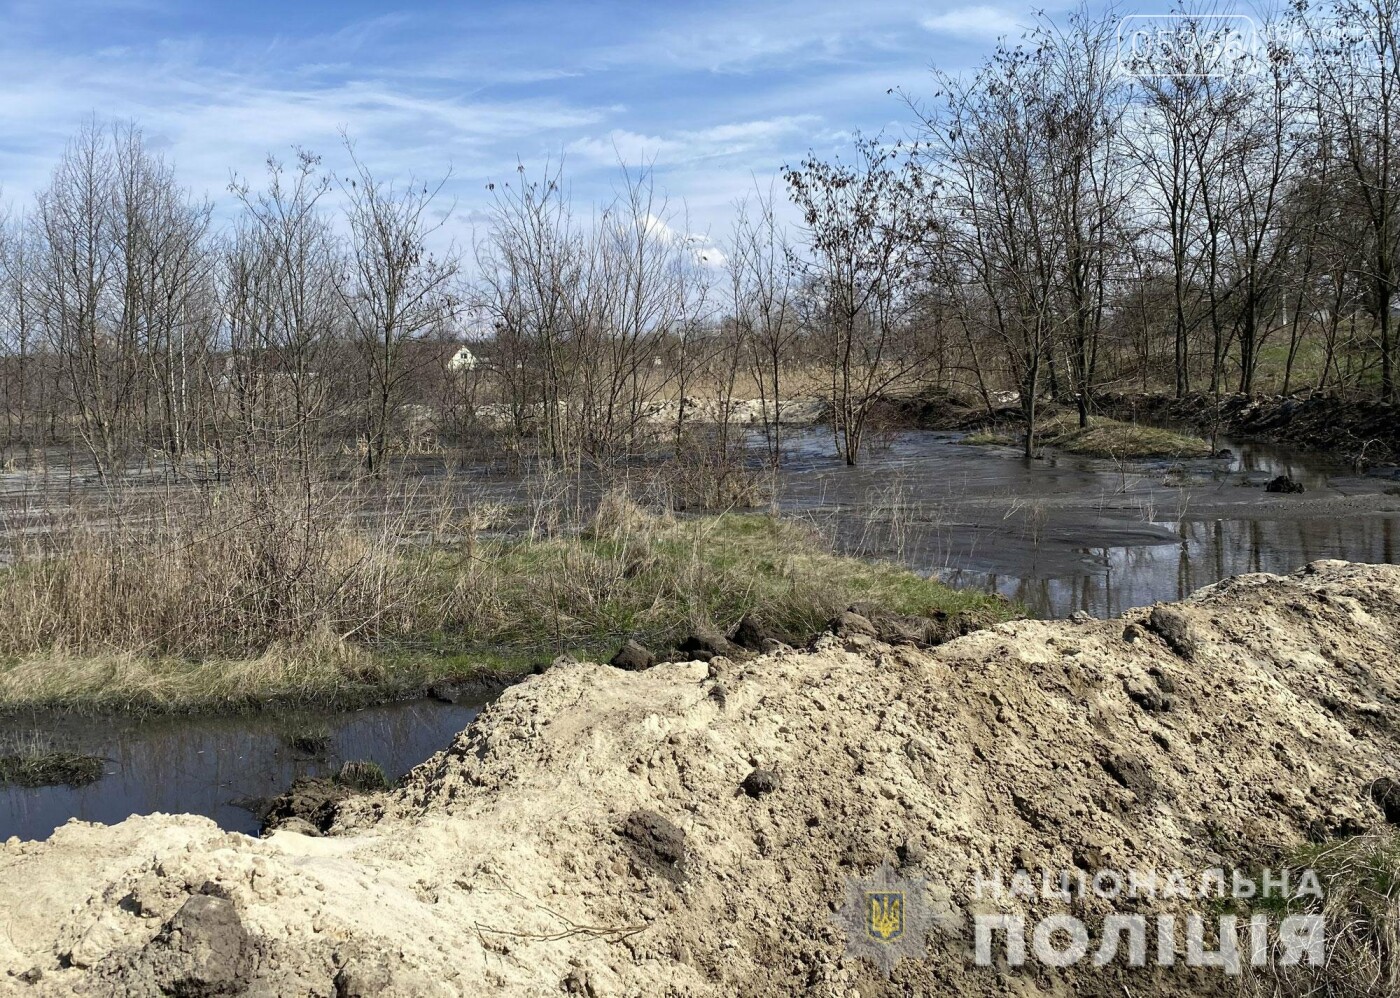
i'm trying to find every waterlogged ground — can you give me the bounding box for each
[5,428,1396,622]
[774,429,1400,618]
[3,427,1399,841]
[0,699,478,841]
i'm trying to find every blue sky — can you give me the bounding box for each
[0,0,1072,244]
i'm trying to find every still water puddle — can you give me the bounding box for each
[1,698,478,842]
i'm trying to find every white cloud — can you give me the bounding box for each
[588,1,924,73]
[637,213,728,269]
[565,130,687,167]
[920,5,1022,40]
[564,116,818,169]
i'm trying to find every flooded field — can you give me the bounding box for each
[774,429,1400,618]
[3,426,1399,842]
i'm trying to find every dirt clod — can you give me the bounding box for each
[260,776,350,835]
[731,613,773,651]
[618,809,686,880]
[676,630,743,662]
[139,894,251,998]
[1370,777,1400,824]
[830,610,876,638]
[1147,606,1199,660]
[740,769,780,798]
[608,639,655,671]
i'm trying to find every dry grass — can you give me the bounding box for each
[0,482,1014,714]
[1238,831,1400,997]
[959,428,1017,448]
[0,476,448,660]
[1041,414,1212,458]
[0,644,404,714]
[961,413,1212,458]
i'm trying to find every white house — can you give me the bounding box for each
[446,345,479,371]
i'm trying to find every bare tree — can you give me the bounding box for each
[784,136,928,465]
[29,121,212,480]
[1299,0,1400,400]
[728,184,799,464]
[335,137,461,475]
[0,207,43,459]
[225,149,344,476]
[477,162,582,460]
[915,41,1066,457]
[479,161,710,467]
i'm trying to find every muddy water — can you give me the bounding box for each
[4,427,1399,842]
[0,699,478,842]
[774,429,1400,619]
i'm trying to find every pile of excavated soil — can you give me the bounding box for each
[4,560,1400,996]
[1094,391,1400,467]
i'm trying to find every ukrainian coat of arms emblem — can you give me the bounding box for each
[835,861,934,977]
[866,890,905,941]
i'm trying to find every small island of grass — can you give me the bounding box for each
[962,413,1213,459]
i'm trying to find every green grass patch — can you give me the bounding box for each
[0,502,1017,716]
[961,413,1212,458]
[414,508,1015,653]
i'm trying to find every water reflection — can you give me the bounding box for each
[773,429,1400,620]
[1,699,478,842]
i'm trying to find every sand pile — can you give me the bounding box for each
[4,560,1400,996]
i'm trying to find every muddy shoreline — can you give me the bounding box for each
[1090,391,1400,469]
[889,387,1400,470]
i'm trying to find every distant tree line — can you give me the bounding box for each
[891,0,1400,455]
[3,0,1400,476]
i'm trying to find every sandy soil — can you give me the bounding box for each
[3,559,1400,996]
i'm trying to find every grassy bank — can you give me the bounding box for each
[0,492,1015,715]
[1235,829,1400,995]
[963,413,1213,458]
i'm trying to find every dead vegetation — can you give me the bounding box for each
[0,479,1012,714]
[961,412,1212,459]
[0,732,103,788]
[1239,831,1400,998]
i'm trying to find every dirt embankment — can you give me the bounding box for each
[4,561,1400,996]
[1093,391,1400,467]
